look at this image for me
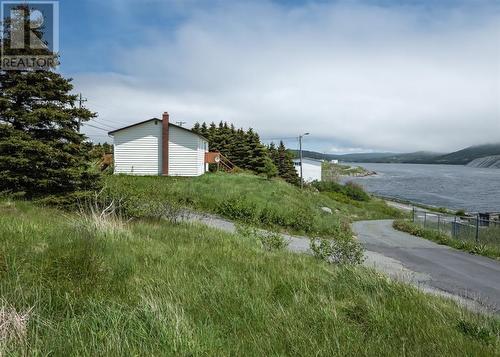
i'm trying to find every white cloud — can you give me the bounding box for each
[74,1,500,152]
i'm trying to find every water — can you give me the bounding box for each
[343,163,500,212]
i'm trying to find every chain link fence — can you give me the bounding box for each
[413,208,500,247]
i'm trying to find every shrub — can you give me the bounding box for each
[262,156,278,180]
[312,180,370,202]
[310,236,364,265]
[217,196,258,222]
[343,182,370,202]
[236,225,289,251]
[259,231,289,251]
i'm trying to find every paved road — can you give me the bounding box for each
[354,220,500,313]
[185,212,500,312]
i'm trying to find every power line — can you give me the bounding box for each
[89,119,116,130]
[82,122,110,132]
[261,136,299,142]
[93,117,126,127]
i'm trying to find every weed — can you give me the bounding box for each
[237,224,289,251]
[310,236,365,265]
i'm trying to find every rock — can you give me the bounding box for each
[321,207,333,214]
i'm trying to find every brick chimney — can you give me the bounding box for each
[162,112,169,176]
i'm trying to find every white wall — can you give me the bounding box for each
[294,159,322,182]
[169,125,208,176]
[113,120,162,175]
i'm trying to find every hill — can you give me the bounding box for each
[1,188,499,354]
[430,144,500,165]
[103,172,407,233]
[467,155,500,168]
[293,144,500,166]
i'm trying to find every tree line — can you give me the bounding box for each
[192,122,299,185]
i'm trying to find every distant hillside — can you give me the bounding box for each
[290,150,397,162]
[430,144,500,165]
[291,143,500,166]
[466,155,500,168]
[290,150,440,164]
[351,151,441,164]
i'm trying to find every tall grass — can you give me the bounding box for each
[393,219,500,260]
[103,173,405,238]
[0,200,499,355]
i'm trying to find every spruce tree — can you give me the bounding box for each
[0,5,99,197]
[192,122,201,134]
[200,122,208,138]
[277,141,300,185]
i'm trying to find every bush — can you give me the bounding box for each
[236,225,289,251]
[310,236,364,265]
[311,180,370,202]
[343,182,370,202]
[217,196,258,222]
[262,156,278,180]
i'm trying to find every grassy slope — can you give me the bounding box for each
[0,200,499,355]
[104,173,407,237]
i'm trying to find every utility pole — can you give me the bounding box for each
[77,93,87,132]
[299,132,310,189]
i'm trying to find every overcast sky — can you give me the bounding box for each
[62,0,500,153]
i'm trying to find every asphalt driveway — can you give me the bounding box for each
[353,220,500,313]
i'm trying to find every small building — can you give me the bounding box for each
[330,159,339,164]
[293,157,322,182]
[108,112,209,176]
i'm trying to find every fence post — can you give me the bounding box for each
[412,207,415,223]
[437,214,441,233]
[475,214,480,243]
[424,212,426,228]
[453,216,457,238]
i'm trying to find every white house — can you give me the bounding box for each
[108,112,209,176]
[293,158,322,182]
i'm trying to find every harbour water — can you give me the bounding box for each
[344,163,500,212]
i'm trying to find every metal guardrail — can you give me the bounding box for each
[412,208,500,246]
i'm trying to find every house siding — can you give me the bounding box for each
[168,125,208,176]
[293,159,322,182]
[113,120,162,175]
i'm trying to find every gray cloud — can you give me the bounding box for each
[75,1,500,153]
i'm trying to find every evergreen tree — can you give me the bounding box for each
[245,128,268,173]
[268,142,278,164]
[200,122,208,138]
[0,6,99,198]
[277,141,300,185]
[262,155,278,179]
[208,122,218,149]
[192,122,201,134]
[192,121,276,175]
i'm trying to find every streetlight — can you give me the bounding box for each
[299,132,309,188]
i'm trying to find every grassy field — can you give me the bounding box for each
[103,173,406,238]
[1,200,499,355]
[393,220,500,260]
